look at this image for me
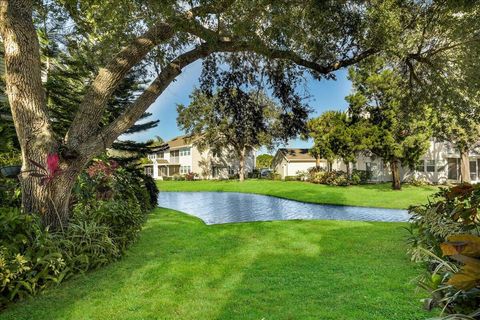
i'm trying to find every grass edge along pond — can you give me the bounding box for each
[0,208,429,320]
[157,180,439,209]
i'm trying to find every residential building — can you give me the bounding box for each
[144,135,256,179]
[273,139,480,184]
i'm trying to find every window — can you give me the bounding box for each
[416,160,425,172]
[180,148,191,156]
[470,160,477,181]
[426,160,435,172]
[156,152,164,159]
[145,166,153,176]
[180,166,191,174]
[228,167,236,175]
[352,162,357,170]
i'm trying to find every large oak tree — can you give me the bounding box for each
[1,0,477,227]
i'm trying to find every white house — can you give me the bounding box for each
[272,139,480,184]
[144,135,256,179]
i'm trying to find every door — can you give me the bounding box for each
[447,158,458,180]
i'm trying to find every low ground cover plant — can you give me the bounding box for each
[408,184,480,318]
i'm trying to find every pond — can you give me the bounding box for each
[158,192,410,225]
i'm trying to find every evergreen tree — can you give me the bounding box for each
[347,59,432,190]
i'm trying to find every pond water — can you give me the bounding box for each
[158,192,410,225]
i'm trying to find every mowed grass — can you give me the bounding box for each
[0,208,430,320]
[157,179,439,209]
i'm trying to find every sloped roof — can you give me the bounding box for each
[277,148,316,162]
[166,134,198,149]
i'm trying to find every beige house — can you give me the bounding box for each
[144,135,256,179]
[273,139,480,184]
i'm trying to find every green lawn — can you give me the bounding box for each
[0,208,430,320]
[157,179,439,209]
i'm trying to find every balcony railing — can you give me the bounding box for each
[170,157,179,164]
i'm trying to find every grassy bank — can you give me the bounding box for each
[157,180,438,209]
[0,208,429,320]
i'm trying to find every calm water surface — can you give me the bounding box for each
[158,191,410,225]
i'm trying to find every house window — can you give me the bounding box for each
[145,166,153,176]
[228,167,236,175]
[180,166,191,174]
[180,148,191,156]
[415,160,425,172]
[448,158,459,180]
[470,160,477,181]
[156,152,164,159]
[426,160,435,172]
[352,162,357,170]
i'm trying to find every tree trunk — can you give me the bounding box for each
[345,162,351,178]
[315,156,321,169]
[390,159,401,190]
[239,147,246,182]
[460,148,471,183]
[22,167,80,230]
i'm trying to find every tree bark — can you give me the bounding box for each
[239,147,246,182]
[315,156,321,169]
[345,162,351,179]
[390,159,401,190]
[460,148,471,183]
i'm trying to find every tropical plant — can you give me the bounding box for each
[408,184,480,317]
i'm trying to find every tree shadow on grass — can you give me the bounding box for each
[0,209,428,320]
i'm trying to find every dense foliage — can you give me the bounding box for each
[408,184,480,318]
[256,154,273,169]
[0,160,158,309]
[305,168,371,186]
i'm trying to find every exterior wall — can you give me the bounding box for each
[284,161,316,178]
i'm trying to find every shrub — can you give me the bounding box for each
[267,172,281,180]
[73,200,145,253]
[306,168,370,186]
[0,178,20,207]
[284,176,299,181]
[75,161,159,212]
[0,208,66,306]
[408,184,480,317]
[185,172,198,181]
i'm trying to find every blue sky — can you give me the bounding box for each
[125,60,353,154]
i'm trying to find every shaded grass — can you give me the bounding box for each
[157,179,439,209]
[1,208,430,320]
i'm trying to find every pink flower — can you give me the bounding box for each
[47,153,60,176]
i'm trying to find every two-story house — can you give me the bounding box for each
[144,135,256,179]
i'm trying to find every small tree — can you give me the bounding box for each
[306,112,340,172]
[178,88,308,181]
[347,59,431,190]
[256,154,273,169]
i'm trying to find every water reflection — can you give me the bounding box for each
[158,192,410,225]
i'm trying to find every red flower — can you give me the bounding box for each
[47,153,60,176]
[28,153,62,185]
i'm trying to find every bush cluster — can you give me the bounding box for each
[307,168,371,186]
[408,184,480,317]
[0,159,158,308]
